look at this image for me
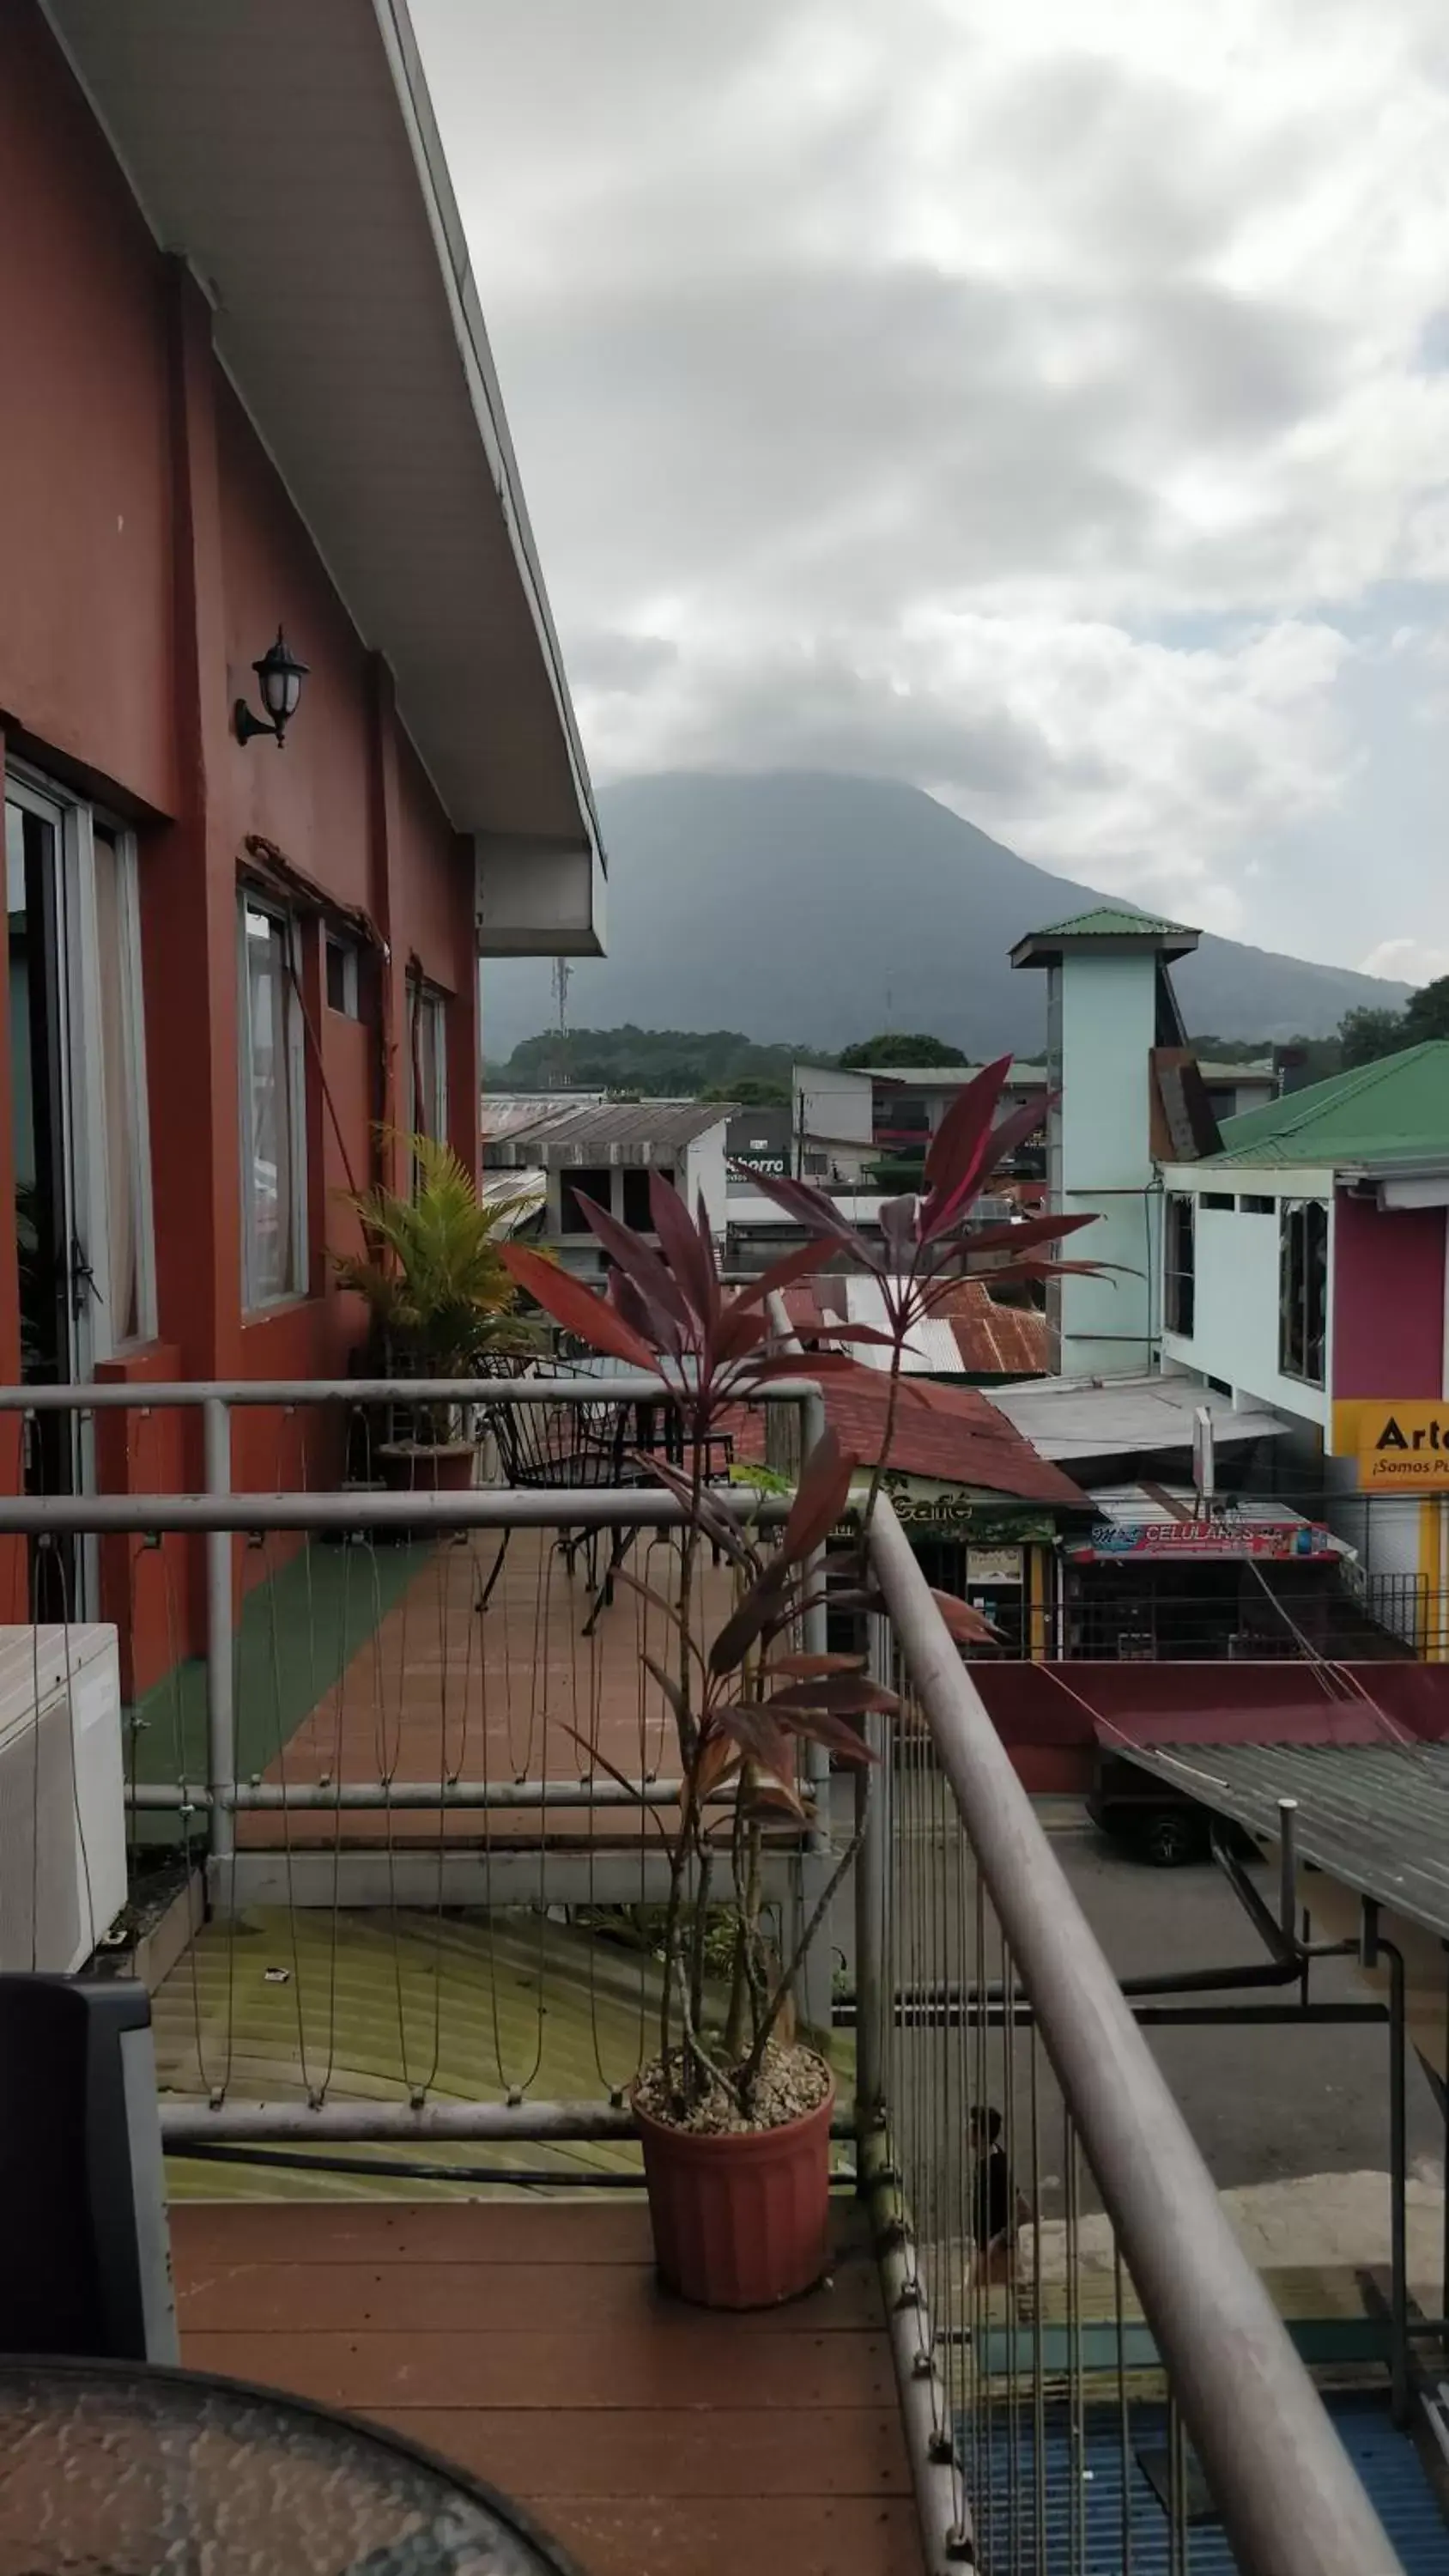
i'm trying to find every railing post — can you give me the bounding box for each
[203,1395,235,1905]
[853,1613,889,2151]
[795,1382,834,2040]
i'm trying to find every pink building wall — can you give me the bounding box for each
[1332,1191,1446,1400]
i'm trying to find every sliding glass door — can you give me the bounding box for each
[4,769,155,1613]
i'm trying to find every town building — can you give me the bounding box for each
[1159,1042,1449,1640]
[482,1094,736,1278]
[991,903,1449,1663]
[1009,905,1207,1377]
[791,1057,1048,1193]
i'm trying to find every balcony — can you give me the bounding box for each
[0,1376,1427,2574]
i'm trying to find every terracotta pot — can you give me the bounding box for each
[633,2064,834,2309]
[376,1441,476,1493]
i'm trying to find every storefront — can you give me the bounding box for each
[1062,1487,1351,1662]
[847,1468,1072,1656]
[1343,1400,1449,1663]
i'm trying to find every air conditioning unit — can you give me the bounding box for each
[0,1625,127,1973]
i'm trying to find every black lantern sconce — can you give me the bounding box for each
[233,628,309,748]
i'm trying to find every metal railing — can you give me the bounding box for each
[862,1497,1402,2576]
[0,1377,1411,2572]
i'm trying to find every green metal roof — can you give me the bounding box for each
[1117,1741,1449,1944]
[1010,905,1199,969]
[1022,904,1195,940]
[1200,1041,1449,1171]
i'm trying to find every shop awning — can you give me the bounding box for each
[1069,1485,1347,1564]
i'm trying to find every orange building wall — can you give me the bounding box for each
[0,5,482,1691]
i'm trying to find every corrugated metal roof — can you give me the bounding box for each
[988,1373,1288,1463]
[866,1062,1048,1089]
[483,1095,735,1163]
[788,1274,1049,1378]
[842,1275,961,1374]
[1031,903,1195,938]
[931,1279,1050,1376]
[1201,1042,1449,1173]
[1114,1741,1449,1943]
[478,1169,546,1229]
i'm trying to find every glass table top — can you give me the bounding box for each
[0,2358,579,2575]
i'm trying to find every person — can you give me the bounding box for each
[969,2103,1025,2287]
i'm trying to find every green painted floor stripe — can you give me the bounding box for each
[128,1539,432,1845]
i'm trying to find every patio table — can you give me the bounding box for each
[0,2355,581,2574]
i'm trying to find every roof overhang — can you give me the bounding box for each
[986,1373,1290,1466]
[1010,928,1199,969]
[1338,1160,1449,1210]
[46,0,603,954]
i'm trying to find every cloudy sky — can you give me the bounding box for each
[412,0,1449,982]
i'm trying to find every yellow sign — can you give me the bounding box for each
[1357,1401,1449,1491]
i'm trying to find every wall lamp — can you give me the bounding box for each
[234,628,309,748]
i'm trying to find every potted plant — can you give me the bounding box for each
[500,1060,1096,2308]
[333,1133,541,1491]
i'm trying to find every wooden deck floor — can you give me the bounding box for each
[172,2196,923,2576]
[237,1528,731,1849]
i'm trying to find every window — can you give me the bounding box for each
[1279,1198,1327,1386]
[6,778,155,1375]
[406,977,449,1147]
[561,1167,612,1232]
[620,1165,675,1227]
[239,899,306,1305]
[324,934,360,1019]
[1201,1191,1234,1212]
[621,1168,655,1230]
[1240,1194,1275,1215]
[877,1090,929,1136]
[1164,1192,1195,1336]
[92,827,155,1345]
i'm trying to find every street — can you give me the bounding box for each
[843,1777,1446,2251]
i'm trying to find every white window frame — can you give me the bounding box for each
[6,765,157,1361]
[407,976,450,1151]
[324,932,360,1020]
[238,894,309,1309]
[90,819,158,1350]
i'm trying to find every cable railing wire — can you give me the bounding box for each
[864,1492,1404,2576]
[0,1376,1416,2573]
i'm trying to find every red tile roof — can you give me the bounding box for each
[719,1375,1082,1507]
[820,1373,1086,1506]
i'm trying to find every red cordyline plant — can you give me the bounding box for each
[738,1053,1101,1528]
[497,1058,1096,2123]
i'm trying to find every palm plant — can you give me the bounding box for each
[333,1135,539,1441]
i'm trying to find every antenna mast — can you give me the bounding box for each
[551,957,571,1089]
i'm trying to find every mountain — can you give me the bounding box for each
[482,772,1409,1058]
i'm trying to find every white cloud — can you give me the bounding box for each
[1360,938,1449,985]
[413,0,1449,972]
[576,611,1357,930]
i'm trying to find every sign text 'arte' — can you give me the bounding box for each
[1357,1402,1449,1492]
